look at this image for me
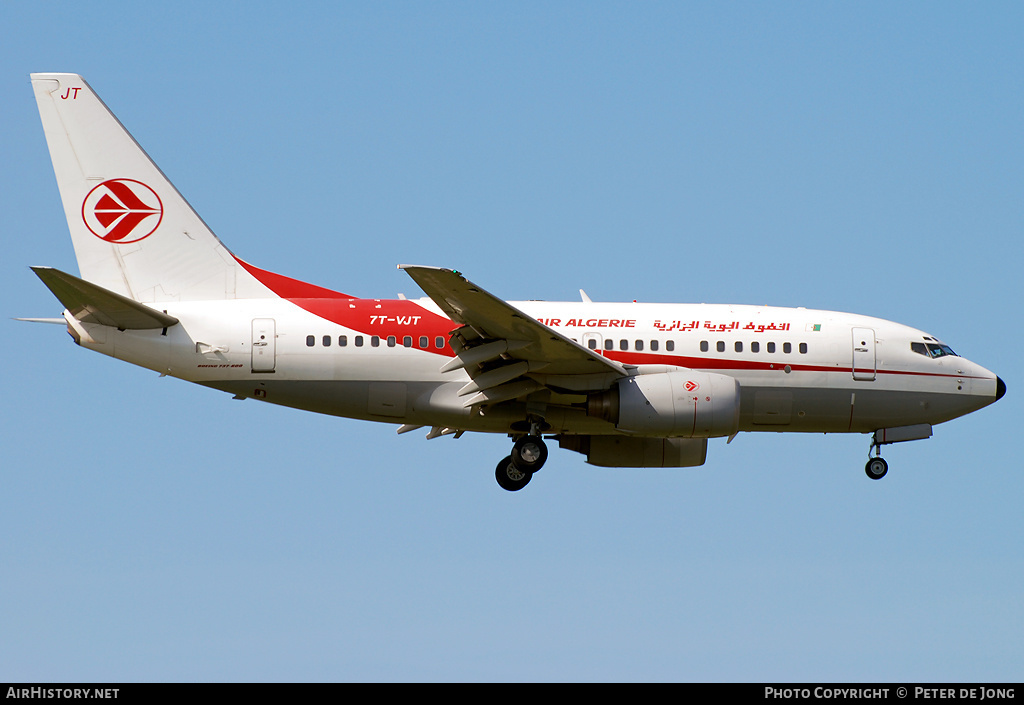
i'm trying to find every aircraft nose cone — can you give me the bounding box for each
[996,376,1007,401]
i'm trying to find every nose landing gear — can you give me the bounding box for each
[863,424,932,480]
[865,454,889,480]
[865,437,889,479]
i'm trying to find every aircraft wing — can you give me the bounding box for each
[400,265,627,406]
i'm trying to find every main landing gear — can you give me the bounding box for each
[495,455,533,491]
[495,422,550,491]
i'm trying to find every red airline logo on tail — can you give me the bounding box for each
[82,179,163,243]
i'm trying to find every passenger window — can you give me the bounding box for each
[306,335,315,347]
[751,341,760,353]
[322,335,332,347]
[605,339,614,351]
[783,342,792,354]
[339,335,347,347]
[587,338,597,350]
[650,340,659,352]
[767,342,776,353]
[620,339,628,351]
[387,336,396,347]
[735,341,743,353]
[371,336,380,347]
[355,336,364,347]
[666,341,674,352]
[700,341,709,353]
[635,340,644,351]
[799,342,807,354]
[403,336,412,347]
[716,341,725,353]
[435,336,445,349]
[419,336,428,348]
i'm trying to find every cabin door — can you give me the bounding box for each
[252,318,276,373]
[852,327,876,381]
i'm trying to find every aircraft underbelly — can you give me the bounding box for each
[737,383,987,433]
[200,379,607,434]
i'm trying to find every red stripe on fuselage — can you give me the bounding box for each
[233,256,457,356]
[234,256,354,299]
[601,349,987,380]
[230,259,985,376]
[289,297,458,357]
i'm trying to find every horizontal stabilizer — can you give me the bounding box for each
[31,266,179,330]
[14,317,66,324]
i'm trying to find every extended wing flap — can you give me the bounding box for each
[31,266,179,330]
[400,265,627,387]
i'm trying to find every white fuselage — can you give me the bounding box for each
[68,295,1000,439]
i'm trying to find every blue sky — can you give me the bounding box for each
[1,1,1021,682]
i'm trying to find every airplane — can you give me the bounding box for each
[25,73,1005,491]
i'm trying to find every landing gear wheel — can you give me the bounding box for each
[865,457,888,480]
[511,435,548,473]
[495,455,532,492]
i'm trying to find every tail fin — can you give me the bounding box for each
[31,73,272,303]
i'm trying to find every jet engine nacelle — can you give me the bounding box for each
[588,368,741,438]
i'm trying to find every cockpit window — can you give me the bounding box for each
[912,341,958,358]
[927,343,957,358]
